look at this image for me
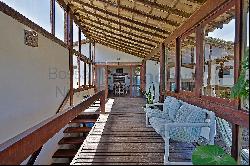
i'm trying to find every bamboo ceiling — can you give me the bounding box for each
[63,0,236,61]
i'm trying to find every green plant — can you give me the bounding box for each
[231,48,249,99]
[145,86,154,104]
[192,145,237,165]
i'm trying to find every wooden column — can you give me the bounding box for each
[78,28,81,88]
[50,0,55,35]
[105,65,108,99]
[89,43,92,86]
[66,6,74,106]
[231,0,247,162]
[140,60,146,93]
[130,66,133,97]
[159,43,166,102]
[175,37,181,93]
[84,62,87,85]
[100,90,105,113]
[195,25,204,97]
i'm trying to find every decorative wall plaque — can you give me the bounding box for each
[24,30,38,47]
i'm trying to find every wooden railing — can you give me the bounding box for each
[166,91,249,128]
[0,90,105,165]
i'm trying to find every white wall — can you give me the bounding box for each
[146,60,160,102]
[0,11,69,163]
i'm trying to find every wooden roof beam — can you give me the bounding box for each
[144,0,229,61]
[94,0,180,27]
[74,9,167,39]
[95,39,147,58]
[85,24,155,48]
[76,14,160,44]
[91,34,151,53]
[134,0,192,18]
[89,30,152,51]
[71,0,170,35]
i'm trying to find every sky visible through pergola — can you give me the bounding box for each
[1,0,249,48]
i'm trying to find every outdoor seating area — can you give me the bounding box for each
[0,0,249,165]
[145,96,216,164]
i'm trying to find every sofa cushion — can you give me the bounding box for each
[165,97,182,121]
[169,105,206,142]
[146,108,163,118]
[149,117,173,138]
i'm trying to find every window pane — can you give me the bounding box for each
[166,41,176,92]
[73,22,79,43]
[55,1,64,41]
[202,6,235,99]
[1,0,50,32]
[180,32,196,92]
[86,63,89,85]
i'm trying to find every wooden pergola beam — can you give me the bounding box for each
[71,0,170,35]
[93,36,150,55]
[94,0,180,27]
[88,29,153,49]
[76,14,159,44]
[144,0,228,61]
[90,32,151,52]
[94,39,147,58]
[82,22,156,48]
[134,0,192,18]
[73,8,167,39]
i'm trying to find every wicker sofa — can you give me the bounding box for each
[145,96,216,165]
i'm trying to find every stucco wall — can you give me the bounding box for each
[0,11,69,163]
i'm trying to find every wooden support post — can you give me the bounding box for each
[66,6,74,106]
[130,66,133,97]
[140,60,146,94]
[50,0,55,35]
[89,43,92,86]
[84,62,87,85]
[78,28,81,88]
[231,0,247,162]
[175,37,181,93]
[195,25,204,97]
[105,65,108,99]
[100,91,105,113]
[159,43,165,102]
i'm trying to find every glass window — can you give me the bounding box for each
[73,22,79,43]
[55,1,64,41]
[166,41,176,92]
[202,6,235,99]
[80,61,85,86]
[180,32,196,92]
[86,63,89,85]
[1,0,50,32]
[73,54,79,89]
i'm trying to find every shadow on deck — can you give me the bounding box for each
[71,97,195,165]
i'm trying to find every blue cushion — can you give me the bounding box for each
[146,108,163,118]
[170,104,206,142]
[166,97,182,120]
[149,117,173,137]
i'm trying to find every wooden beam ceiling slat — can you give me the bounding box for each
[83,22,155,48]
[76,14,159,44]
[71,0,170,35]
[91,34,151,53]
[72,7,167,39]
[134,0,192,18]
[95,39,147,57]
[94,0,180,27]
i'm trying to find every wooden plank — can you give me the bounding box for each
[78,27,81,88]
[195,25,204,97]
[95,0,180,26]
[72,0,170,35]
[69,10,74,106]
[175,38,181,92]
[0,91,105,165]
[76,15,159,44]
[144,0,228,61]
[159,43,165,102]
[75,7,167,39]
[134,0,192,18]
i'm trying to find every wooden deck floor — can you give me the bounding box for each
[71,97,195,165]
